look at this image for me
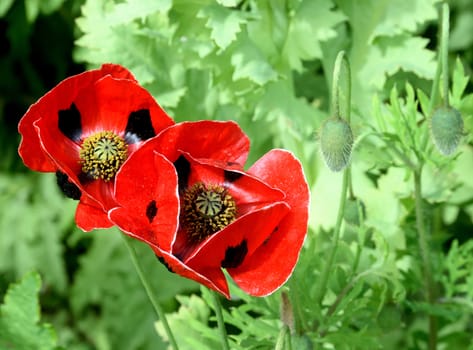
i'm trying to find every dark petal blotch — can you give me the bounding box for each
[224,170,243,183]
[174,155,191,192]
[56,171,81,200]
[125,109,155,143]
[78,172,94,185]
[146,200,158,223]
[58,103,82,141]
[221,240,248,269]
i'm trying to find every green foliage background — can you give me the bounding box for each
[0,0,472,349]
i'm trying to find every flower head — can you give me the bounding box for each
[109,121,309,297]
[18,64,174,230]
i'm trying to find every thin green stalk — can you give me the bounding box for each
[428,51,442,116]
[288,279,305,334]
[275,326,289,350]
[121,234,179,350]
[331,51,351,122]
[413,168,437,350]
[441,3,450,108]
[428,5,450,114]
[314,168,349,307]
[347,167,355,199]
[315,50,352,307]
[211,290,230,350]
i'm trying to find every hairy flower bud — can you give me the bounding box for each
[430,106,463,156]
[320,117,354,171]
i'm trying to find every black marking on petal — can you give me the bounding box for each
[146,200,158,223]
[56,171,81,200]
[224,170,243,183]
[156,255,174,273]
[58,103,82,141]
[227,161,239,166]
[221,240,248,269]
[125,109,155,143]
[78,172,94,185]
[174,155,191,192]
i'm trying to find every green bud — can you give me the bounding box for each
[319,117,353,171]
[430,106,463,156]
[343,197,366,227]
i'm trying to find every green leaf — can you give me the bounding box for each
[71,230,198,350]
[0,272,57,350]
[0,173,70,292]
[449,8,473,50]
[371,0,439,40]
[216,0,239,6]
[106,0,172,25]
[155,294,219,350]
[0,0,14,17]
[24,0,65,22]
[198,3,247,50]
[282,0,346,71]
[336,0,438,115]
[230,34,278,85]
[451,58,470,106]
[359,36,436,90]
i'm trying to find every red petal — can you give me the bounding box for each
[109,152,179,252]
[33,119,83,177]
[33,75,174,218]
[18,64,136,172]
[74,76,173,137]
[75,198,114,231]
[154,248,230,298]
[229,149,310,296]
[183,153,285,206]
[138,120,250,165]
[171,154,286,259]
[185,202,290,269]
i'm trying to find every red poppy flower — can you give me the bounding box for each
[18,64,174,231]
[109,121,309,297]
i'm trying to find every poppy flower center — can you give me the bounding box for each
[79,131,128,181]
[182,182,237,242]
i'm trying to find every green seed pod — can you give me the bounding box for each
[430,106,463,156]
[343,197,366,227]
[319,117,354,171]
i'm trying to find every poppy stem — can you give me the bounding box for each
[314,50,352,309]
[331,50,351,122]
[428,3,449,115]
[414,167,438,350]
[121,234,180,350]
[211,290,230,350]
[441,3,450,108]
[274,326,288,350]
[313,166,349,308]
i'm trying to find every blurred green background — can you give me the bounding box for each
[0,0,472,349]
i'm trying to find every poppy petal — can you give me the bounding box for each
[73,76,173,138]
[170,154,287,259]
[229,149,310,296]
[185,202,290,271]
[109,151,179,251]
[75,198,114,231]
[136,120,250,165]
[18,64,136,171]
[179,152,285,206]
[154,249,230,298]
[34,118,83,182]
[33,76,174,215]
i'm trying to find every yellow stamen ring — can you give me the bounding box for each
[79,131,127,181]
[182,182,237,242]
